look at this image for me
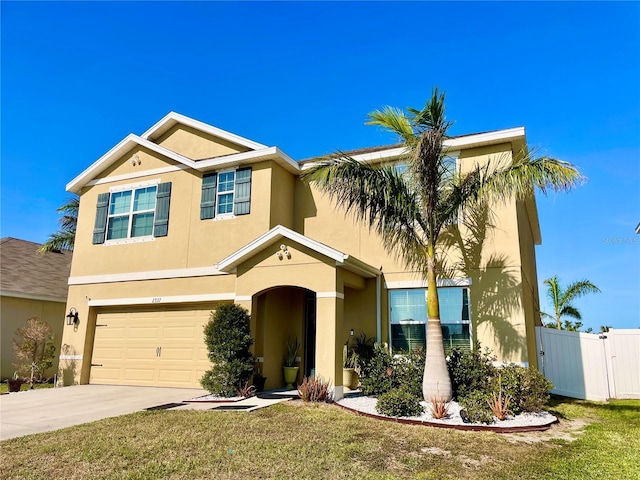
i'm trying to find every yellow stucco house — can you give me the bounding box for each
[60,112,543,399]
[1,238,72,380]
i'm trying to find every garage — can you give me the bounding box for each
[90,304,217,388]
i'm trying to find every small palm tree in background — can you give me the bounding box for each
[302,87,584,401]
[38,195,79,253]
[541,276,601,330]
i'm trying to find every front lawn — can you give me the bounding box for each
[0,397,638,479]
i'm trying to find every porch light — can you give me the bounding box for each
[66,307,79,326]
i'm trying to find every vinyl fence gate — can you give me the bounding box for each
[535,327,640,401]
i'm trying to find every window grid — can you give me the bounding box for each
[216,170,235,216]
[107,186,157,240]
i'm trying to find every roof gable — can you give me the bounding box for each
[142,112,267,151]
[216,225,379,278]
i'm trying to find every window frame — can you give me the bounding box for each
[388,286,472,354]
[104,180,160,245]
[215,169,236,219]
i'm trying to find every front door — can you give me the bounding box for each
[303,291,316,377]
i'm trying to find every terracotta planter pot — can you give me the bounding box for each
[7,379,24,393]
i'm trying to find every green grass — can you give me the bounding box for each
[0,397,638,479]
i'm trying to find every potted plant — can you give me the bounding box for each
[342,343,359,389]
[283,336,300,388]
[7,372,24,393]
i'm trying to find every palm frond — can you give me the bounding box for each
[474,148,585,203]
[301,155,430,274]
[366,107,415,145]
[562,280,601,303]
[38,230,75,253]
[559,305,582,320]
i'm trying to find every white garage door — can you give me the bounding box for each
[90,305,217,388]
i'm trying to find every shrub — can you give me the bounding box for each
[459,390,494,424]
[376,388,424,417]
[499,364,553,413]
[393,347,425,400]
[297,376,333,403]
[359,343,394,396]
[447,342,496,400]
[359,344,426,399]
[352,332,376,373]
[200,304,254,397]
[13,317,56,387]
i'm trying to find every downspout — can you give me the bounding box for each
[376,273,382,343]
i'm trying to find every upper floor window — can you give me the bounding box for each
[92,181,172,245]
[107,186,157,240]
[216,171,235,216]
[201,167,252,220]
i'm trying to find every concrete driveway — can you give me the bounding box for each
[0,384,208,441]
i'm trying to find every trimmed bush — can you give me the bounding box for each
[393,347,425,400]
[359,344,425,399]
[376,388,424,417]
[459,390,494,424]
[499,364,553,414]
[359,343,394,396]
[200,304,254,397]
[447,342,496,400]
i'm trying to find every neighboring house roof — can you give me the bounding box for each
[0,238,72,303]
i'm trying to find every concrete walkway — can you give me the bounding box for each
[0,385,292,441]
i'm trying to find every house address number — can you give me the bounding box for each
[151,297,162,303]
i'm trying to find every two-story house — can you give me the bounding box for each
[60,112,543,399]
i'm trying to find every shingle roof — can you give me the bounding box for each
[0,238,72,302]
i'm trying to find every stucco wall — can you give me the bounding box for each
[1,296,64,380]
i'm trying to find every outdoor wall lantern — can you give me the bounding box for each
[66,307,80,326]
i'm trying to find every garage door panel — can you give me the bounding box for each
[129,327,161,338]
[90,305,216,388]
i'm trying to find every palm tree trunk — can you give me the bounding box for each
[422,243,453,402]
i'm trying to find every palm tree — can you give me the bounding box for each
[38,195,79,253]
[302,88,584,401]
[541,276,600,330]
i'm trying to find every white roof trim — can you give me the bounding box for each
[67,138,300,194]
[141,111,268,150]
[216,225,380,278]
[301,127,526,169]
[445,127,525,149]
[66,134,197,194]
[198,146,300,174]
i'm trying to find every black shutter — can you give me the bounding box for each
[92,193,110,244]
[200,173,218,219]
[233,167,252,215]
[153,182,172,237]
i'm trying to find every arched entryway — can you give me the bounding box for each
[252,286,316,390]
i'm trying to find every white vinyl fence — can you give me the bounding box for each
[535,327,640,401]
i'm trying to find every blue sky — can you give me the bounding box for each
[2,2,639,331]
